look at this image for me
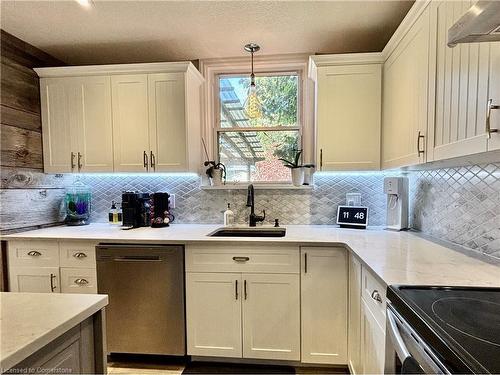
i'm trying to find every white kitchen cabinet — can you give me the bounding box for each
[487,43,500,151]
[9,267,59,293]
[111,74,150,172]
[348,254,362,374]
[309,56,382,171]
[361,298,386,375]
[301,247,348,364]
[148,73,187,171]
[40,78,77,173]
[242,273,300,361]
[429,1,497,161]
[186,273,242,358]
[60,267,97,294]
[40,76,113,173]
[36,62,204,174]
[382,6,432,169]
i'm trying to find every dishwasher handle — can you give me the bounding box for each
[112,255,162,262]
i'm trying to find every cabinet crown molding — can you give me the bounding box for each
[34,61,204,82]
[308,53,383,81]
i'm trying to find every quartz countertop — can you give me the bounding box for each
[0,292,108,371]
[3,224,500,287]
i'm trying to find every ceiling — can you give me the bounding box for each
[1,0,414,65]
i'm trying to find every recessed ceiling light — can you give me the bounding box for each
[75,0,93,8]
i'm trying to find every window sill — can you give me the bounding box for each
[201,184,313,190]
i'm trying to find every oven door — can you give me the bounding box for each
[385,303,450,374]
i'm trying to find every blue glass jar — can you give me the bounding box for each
[65,179,91,226]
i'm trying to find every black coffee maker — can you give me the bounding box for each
[121,192,151,229]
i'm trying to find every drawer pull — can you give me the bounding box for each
[232,256,250,262]
[74,278,89,286]
[73,252,87,258]
[27,251,42,257]
[371,290,382,303]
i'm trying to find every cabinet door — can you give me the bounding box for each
[186,273,242,358]
[148,73,187,172]
[431,1,491,160]
[111,74,150,172]
[361,299,386,375]
[348,255,362,374]
[317,64,381,171]
[40,78,78,173]
[382,7,431,169]
[76,76,114,172]
[301,247,348,364]
[60,267,97,294]
[488,43,500,151]
[9,267,59,293]
[242,273,300,361]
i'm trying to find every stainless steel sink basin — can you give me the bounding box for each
[208,227,286,237]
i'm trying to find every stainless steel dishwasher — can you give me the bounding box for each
[96,244,185,356]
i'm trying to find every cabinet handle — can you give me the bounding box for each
[371,290,382,303]
[235,280,238,300]
[74,278,89,286]
[73,252,87,259]
[320,149,323,171]
[143,151,149,171]
[70,152,76,171]
[304,252,308,274]
[150,151,156,171]
[77,152,83,172]
[50,273,57,292]
[417,131,425,157]
[27,250,42,257]
[486,98,499,139]
[232,256,250,262]
[244,280,248,300]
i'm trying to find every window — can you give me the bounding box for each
[216,72,301,183]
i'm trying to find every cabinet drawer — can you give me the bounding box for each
[361,265,386,329]
[60,268,98,294]
[59,241,96,268]
[8,240,59,267]
[186,244,300,273]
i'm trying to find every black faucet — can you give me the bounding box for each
[246,184,265,227]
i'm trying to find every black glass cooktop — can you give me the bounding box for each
[387,286,500,374]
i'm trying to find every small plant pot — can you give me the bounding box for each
[291,167,304,186]
[210,168,224,186]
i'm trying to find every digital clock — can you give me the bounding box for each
[336,206,368,229]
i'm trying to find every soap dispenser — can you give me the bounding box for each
[108,201,119,225]
[223,203,234,226]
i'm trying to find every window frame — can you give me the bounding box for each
[199,54,314,187]
[215,71,303,184]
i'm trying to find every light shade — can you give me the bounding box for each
[245,85,263,119]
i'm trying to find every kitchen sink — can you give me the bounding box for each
[208,227,286,237]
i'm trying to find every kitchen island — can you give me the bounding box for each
[1,292,108,374]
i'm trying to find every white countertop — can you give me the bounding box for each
[4,223,500,287]
[0,292,108,371]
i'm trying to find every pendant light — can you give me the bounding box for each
[244,43,263,119]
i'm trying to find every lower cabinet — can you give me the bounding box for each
[9,266,60,293]
[348,254,362,374]
[361,299,386,374]
[186,273,243,358]
[301,247,348,364]
[186,272,300,361]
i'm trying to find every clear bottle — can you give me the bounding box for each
[223,203,234,227]
[117,203,123,225]
[108,201,119,225]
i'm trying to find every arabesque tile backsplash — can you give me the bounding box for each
[65,162,500,262]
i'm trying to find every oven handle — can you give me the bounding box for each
[387,307,411,361]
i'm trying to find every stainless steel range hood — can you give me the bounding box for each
[448,1,500,47]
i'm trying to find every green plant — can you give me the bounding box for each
[279,149,302,169]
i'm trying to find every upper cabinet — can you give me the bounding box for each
[36,62,204,174]
[40,76,113,173]
[381,5,432,169]
[428,1,500,161]
[309,55,382,171]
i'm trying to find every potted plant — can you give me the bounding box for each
[204,160,226,186]
[279,150,304,186]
